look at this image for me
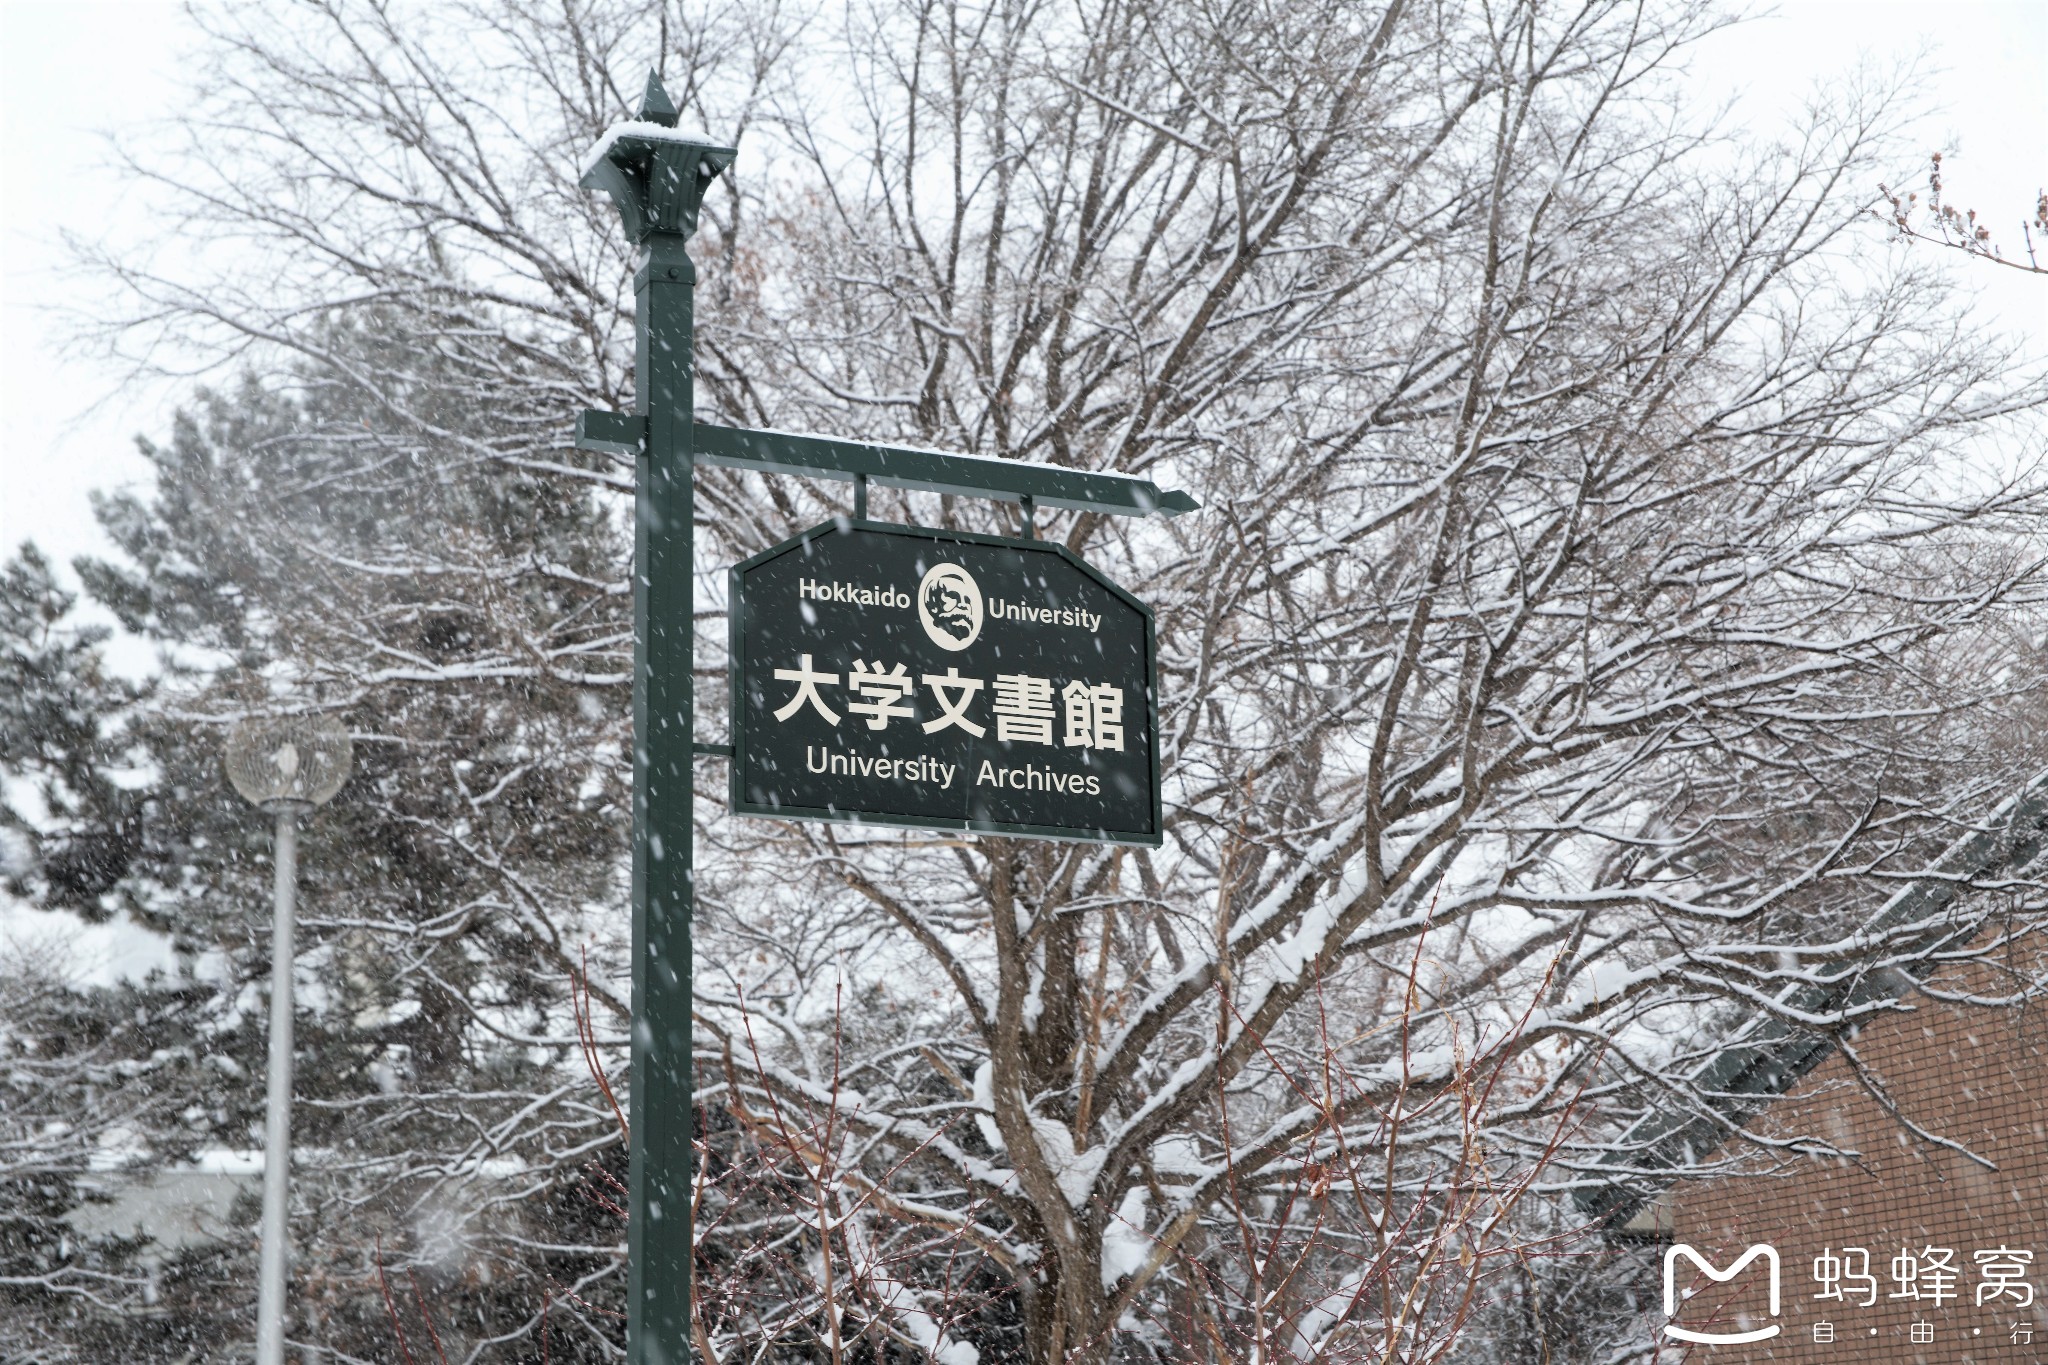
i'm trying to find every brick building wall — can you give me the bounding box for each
[1658,946,2048,1362]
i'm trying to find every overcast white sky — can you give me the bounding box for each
[2,0,2045,597]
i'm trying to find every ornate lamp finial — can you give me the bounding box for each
[638,70,680,128]
[580,69,735,244]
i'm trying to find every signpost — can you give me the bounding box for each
[576,72,1196,1365]
[732,522,1160,844]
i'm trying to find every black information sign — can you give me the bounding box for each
[729,522,1159,844]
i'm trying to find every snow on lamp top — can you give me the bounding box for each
[580,70,736,244]
[225,715,353,810]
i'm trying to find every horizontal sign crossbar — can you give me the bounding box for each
[576,411,1197,518]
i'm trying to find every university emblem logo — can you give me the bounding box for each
[1663,1243,1781,1344]
[917,562,983,650]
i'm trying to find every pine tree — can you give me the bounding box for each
[5,332,642,1356]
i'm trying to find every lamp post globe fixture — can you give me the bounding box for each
[226,715,353,810]
[225,714,351,1365]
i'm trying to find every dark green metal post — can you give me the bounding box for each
[580,73,736,1365]
[630,230,694,1364]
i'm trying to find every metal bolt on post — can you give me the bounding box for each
[225,715,352,1365]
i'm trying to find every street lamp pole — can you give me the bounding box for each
[255,804,299,1365]
[225,716,352,1365]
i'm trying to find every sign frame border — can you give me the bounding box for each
[727,517,1164,846]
